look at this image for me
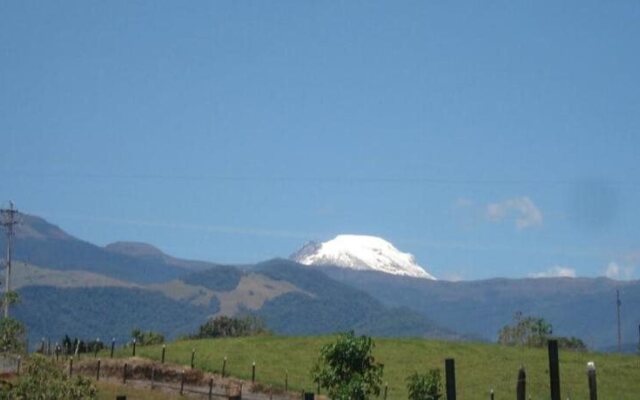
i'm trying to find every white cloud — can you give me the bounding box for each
[486,197,543,230]
[604,262,635,280]
[530,266,577,278]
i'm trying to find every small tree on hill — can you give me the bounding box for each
[406,369,443,400]
[311,331,384,400]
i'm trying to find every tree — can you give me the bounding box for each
[311,331,384,400]
[406,369,443,400]
[498,312,587,351]
[0,316,26,353]
[193,315,268,339]
[498,312,552,347]
[2,355,95,399]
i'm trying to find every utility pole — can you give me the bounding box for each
[616,289,622,353]
[1,202,18,318]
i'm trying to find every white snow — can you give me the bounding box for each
[292,234,436,279]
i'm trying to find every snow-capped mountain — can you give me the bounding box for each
[291,234,436,279]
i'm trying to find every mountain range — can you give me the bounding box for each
[1,213,638,351]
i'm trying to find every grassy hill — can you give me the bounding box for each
[122,336,640,399]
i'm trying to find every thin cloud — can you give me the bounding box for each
[604,262,635,280]
[530,266,576,278]
[486,197,543,230]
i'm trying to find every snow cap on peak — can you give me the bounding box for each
[291,234,436,279]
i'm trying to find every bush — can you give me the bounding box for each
[0,317,26,353]
[1,355,96,399]
[192,315,268,339]
[311,331,384,400]
[406,369,443,400]
[131,328,165,346]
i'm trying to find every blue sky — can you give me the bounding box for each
[1,1,639,280]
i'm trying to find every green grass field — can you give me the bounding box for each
[114,336,640,399]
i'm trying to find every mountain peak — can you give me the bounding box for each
[291,234,436,279]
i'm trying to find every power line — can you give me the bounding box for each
[1,202,19,318]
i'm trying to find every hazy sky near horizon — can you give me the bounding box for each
[1,1,639,280]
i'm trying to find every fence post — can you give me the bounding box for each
[587,362,597,400]
[123,363,128,384]
[151,367,155,389]
[69,357,74,377]
[161,344,166,364]
[55,344,60,361]
[110,338,115,358]
[191,348,195,369]
[16,356,21,375]
[180,370,185,395]
[548,339,561,400]
[445,358,457,400]
[490,388,494,400]
[384,382,388,400]
[285,370,288,392]
[517,366,526,400]
[209,377,213,400]
[96,359,101,381]
[132,339,136,357]
[252,361,256,383]
[94,338,100,358]
[222,356,227,377]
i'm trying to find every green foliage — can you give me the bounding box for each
[498,312,552,347]
[0,316,26,353]
[192,315,267,339]
[556,336,587,351]
[1,291,20,308]
[498,312,587,351]
[2,355,96,399]
[406,369,443,400]
[311,331,384,400]
[59,335,104,355]
[131,328,165,346]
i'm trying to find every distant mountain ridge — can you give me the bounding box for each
[3,213,638,351]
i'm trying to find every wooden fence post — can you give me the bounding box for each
[16,356,21,375]
[180,370,185,395]
[69,357,73,377]
[96,359,101,381]
[490,388,494,400]
[587,361,597,400]
[151,367,155,389]
[110,338,115,358]
[161,344,166,364]
[517,367,526,400]
[222,356,227,377]
[445,358,457,400]
[94,338,100,358]
[191,348,195,369]
[123,363,128,384]
[132,339,136,357]
[252,361,256,383]
[285,370,288,392]
[384,382,388,400]
[208,377,213,400]
[548,339,561,400]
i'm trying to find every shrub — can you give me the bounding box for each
[131,328,165,346]
[406,369,443,400]
[192,315,268,339]
[311,331,384,400]
[2,355,96,399]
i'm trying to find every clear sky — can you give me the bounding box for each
[1,1,639,280]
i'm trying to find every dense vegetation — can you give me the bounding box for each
[181,266,244,291]
[1,355,95,399]
[14,286,214,346]
[498,312,587,351]
[191,315,268,339]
